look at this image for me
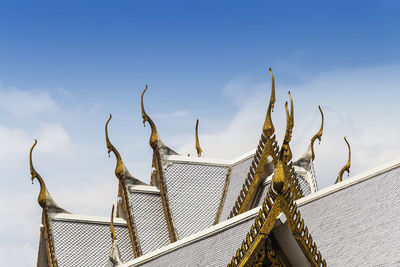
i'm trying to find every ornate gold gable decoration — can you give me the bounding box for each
[227,68,280,220]
[336,136,351,183]
[195,119,203,157]
[228,145,326,267]
[227,70,306,221]
[310,105,324,161]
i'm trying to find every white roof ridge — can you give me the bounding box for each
[51,212,128,226]
[297,156,400,206]
[164,149,256,166]
[119,206,260,266]
[128,185,160,194]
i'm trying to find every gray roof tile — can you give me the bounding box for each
[129,190,170,254]
[219,157,253,221]
[51,219,134,267]
[163,162,228,238]
[299,166,400,266]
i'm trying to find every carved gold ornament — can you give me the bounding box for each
[336,136,351,183]
[310,105,324,161]
[195,119,203,157]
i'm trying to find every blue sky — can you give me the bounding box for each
[1,1,400,265]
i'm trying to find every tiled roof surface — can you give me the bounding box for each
[300,166,400,266]
[163,162,228,238]
[130,216,255,267]
[219,157,253,222]
[51,219,134,267]
[129,189,170,254]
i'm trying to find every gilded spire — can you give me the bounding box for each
[281,91,294,163]
[310,105,324,161]
[105,114,125,180]
[29,139,47,208]
[110,204,117,242]
[336,136,351,183]
[141,85,160,150]
[195,119,203,157]
[262,68,276,136]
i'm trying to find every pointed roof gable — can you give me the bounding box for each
[228,152,326,266]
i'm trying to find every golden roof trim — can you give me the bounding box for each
[310,105,324,161]
[119,180,143,257]
[214,166,232,224]
[195,119,203,157]
[141,85,160,150]
[152,149,179,242]
[110,204,117,242]
[336,136,351,183]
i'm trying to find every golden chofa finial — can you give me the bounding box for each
[336,136,351,183]
[195,119,203,157]
[281,91,294,163]
[29,139,47,208]
[110,204,117,242]
[105,114,125,180]
[310,105,324,161]
[263,68,276,136]
[141,85,160,150]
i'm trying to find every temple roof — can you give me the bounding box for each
[30,68,389,266]
[117,157,400,266]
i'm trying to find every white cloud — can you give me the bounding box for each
[0,84,59,118]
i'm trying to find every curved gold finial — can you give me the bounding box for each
[289,91,293,131]
[263,68,276,136]
[105,114,124,180]
[283,91,294,143]
[30,139,47,208]
[110,204,117,242]
[310,105,324,161]
[336,136,351,183]
[141,85,160,150]
[195,119,203,157]
[281,92,294,163]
